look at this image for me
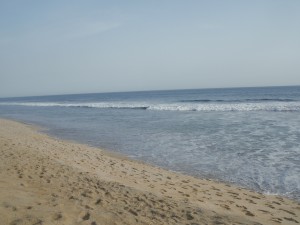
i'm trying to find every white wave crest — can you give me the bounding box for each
[0,101,300,112]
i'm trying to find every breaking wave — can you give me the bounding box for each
[180,98,297,103]
[1,101,300,112]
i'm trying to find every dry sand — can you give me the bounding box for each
[0,119,299,225]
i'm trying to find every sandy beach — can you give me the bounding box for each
[0,119,299,225]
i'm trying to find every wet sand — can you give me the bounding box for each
[0,119,299,225]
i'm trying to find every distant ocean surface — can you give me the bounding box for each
[0,86,300,200]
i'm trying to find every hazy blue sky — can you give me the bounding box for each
[1,1,300,97]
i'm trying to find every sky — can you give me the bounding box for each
[0,1,300,97]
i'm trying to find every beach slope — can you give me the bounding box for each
[0,119,299,225]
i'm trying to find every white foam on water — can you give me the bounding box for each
[1,101,300,112]
[0,102,149,110]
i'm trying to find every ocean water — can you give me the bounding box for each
[0,86,300,200]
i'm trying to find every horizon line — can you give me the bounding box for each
[0,84,299,100]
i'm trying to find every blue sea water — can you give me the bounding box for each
[0,86,300,200]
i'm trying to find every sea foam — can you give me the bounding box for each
[1,101,300,112]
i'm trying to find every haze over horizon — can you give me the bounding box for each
[1,1,300,98]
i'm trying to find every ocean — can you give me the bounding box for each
[0,86,300,200]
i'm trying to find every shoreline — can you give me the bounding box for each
[23,118,300,202]
[6,117,290,201]
[0,118,299,224]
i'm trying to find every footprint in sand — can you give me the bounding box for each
[271,217,283,223]
[279,208,296,216]
[284,217,299,223]
[10,217,43,225]
[246,198,257,204]
[95,198,102,205]
[219,204,230,210]
[258,209,272,215]
[53,212,63,220]
[79,211,90,221]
